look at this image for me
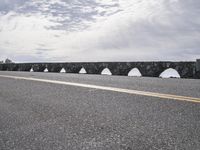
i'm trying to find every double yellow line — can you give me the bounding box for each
[0,74,199,104]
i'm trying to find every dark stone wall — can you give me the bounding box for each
[0,60,199,79]
[196,59,200,78]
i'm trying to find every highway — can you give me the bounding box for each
[0,71,199,150]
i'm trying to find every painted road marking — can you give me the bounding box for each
[0,74,200,103]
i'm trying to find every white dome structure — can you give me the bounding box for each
[60,68,66,73]
[128,68,142,77]
[79,67,87,74]
[101,68,112,75]
[159,68,181,78]
[44,68,48,72]
[30,68,34,72]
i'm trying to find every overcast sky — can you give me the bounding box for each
[0,0,200,62]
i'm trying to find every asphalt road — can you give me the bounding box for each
[0,71,199,150]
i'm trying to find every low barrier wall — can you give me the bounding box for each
[0,60,199,79]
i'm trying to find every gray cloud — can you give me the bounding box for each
[0,0,120,31]
[82,0,200,60]
[0,0,26,12]
[0,0,200,62]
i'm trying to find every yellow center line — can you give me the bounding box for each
[0,74,200,103]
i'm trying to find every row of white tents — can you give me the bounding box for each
[30,67,181,78]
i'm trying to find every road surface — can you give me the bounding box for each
[0,71,199,150]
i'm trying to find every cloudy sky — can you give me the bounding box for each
[0,0,200,62]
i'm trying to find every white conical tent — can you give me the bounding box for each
[128,68,142,77]
[159,68,181,78]
[44,68,48,72]
[30,68,34,72]
[60,68,66,73]
[79,67,87,74]
[101,68,112,75]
